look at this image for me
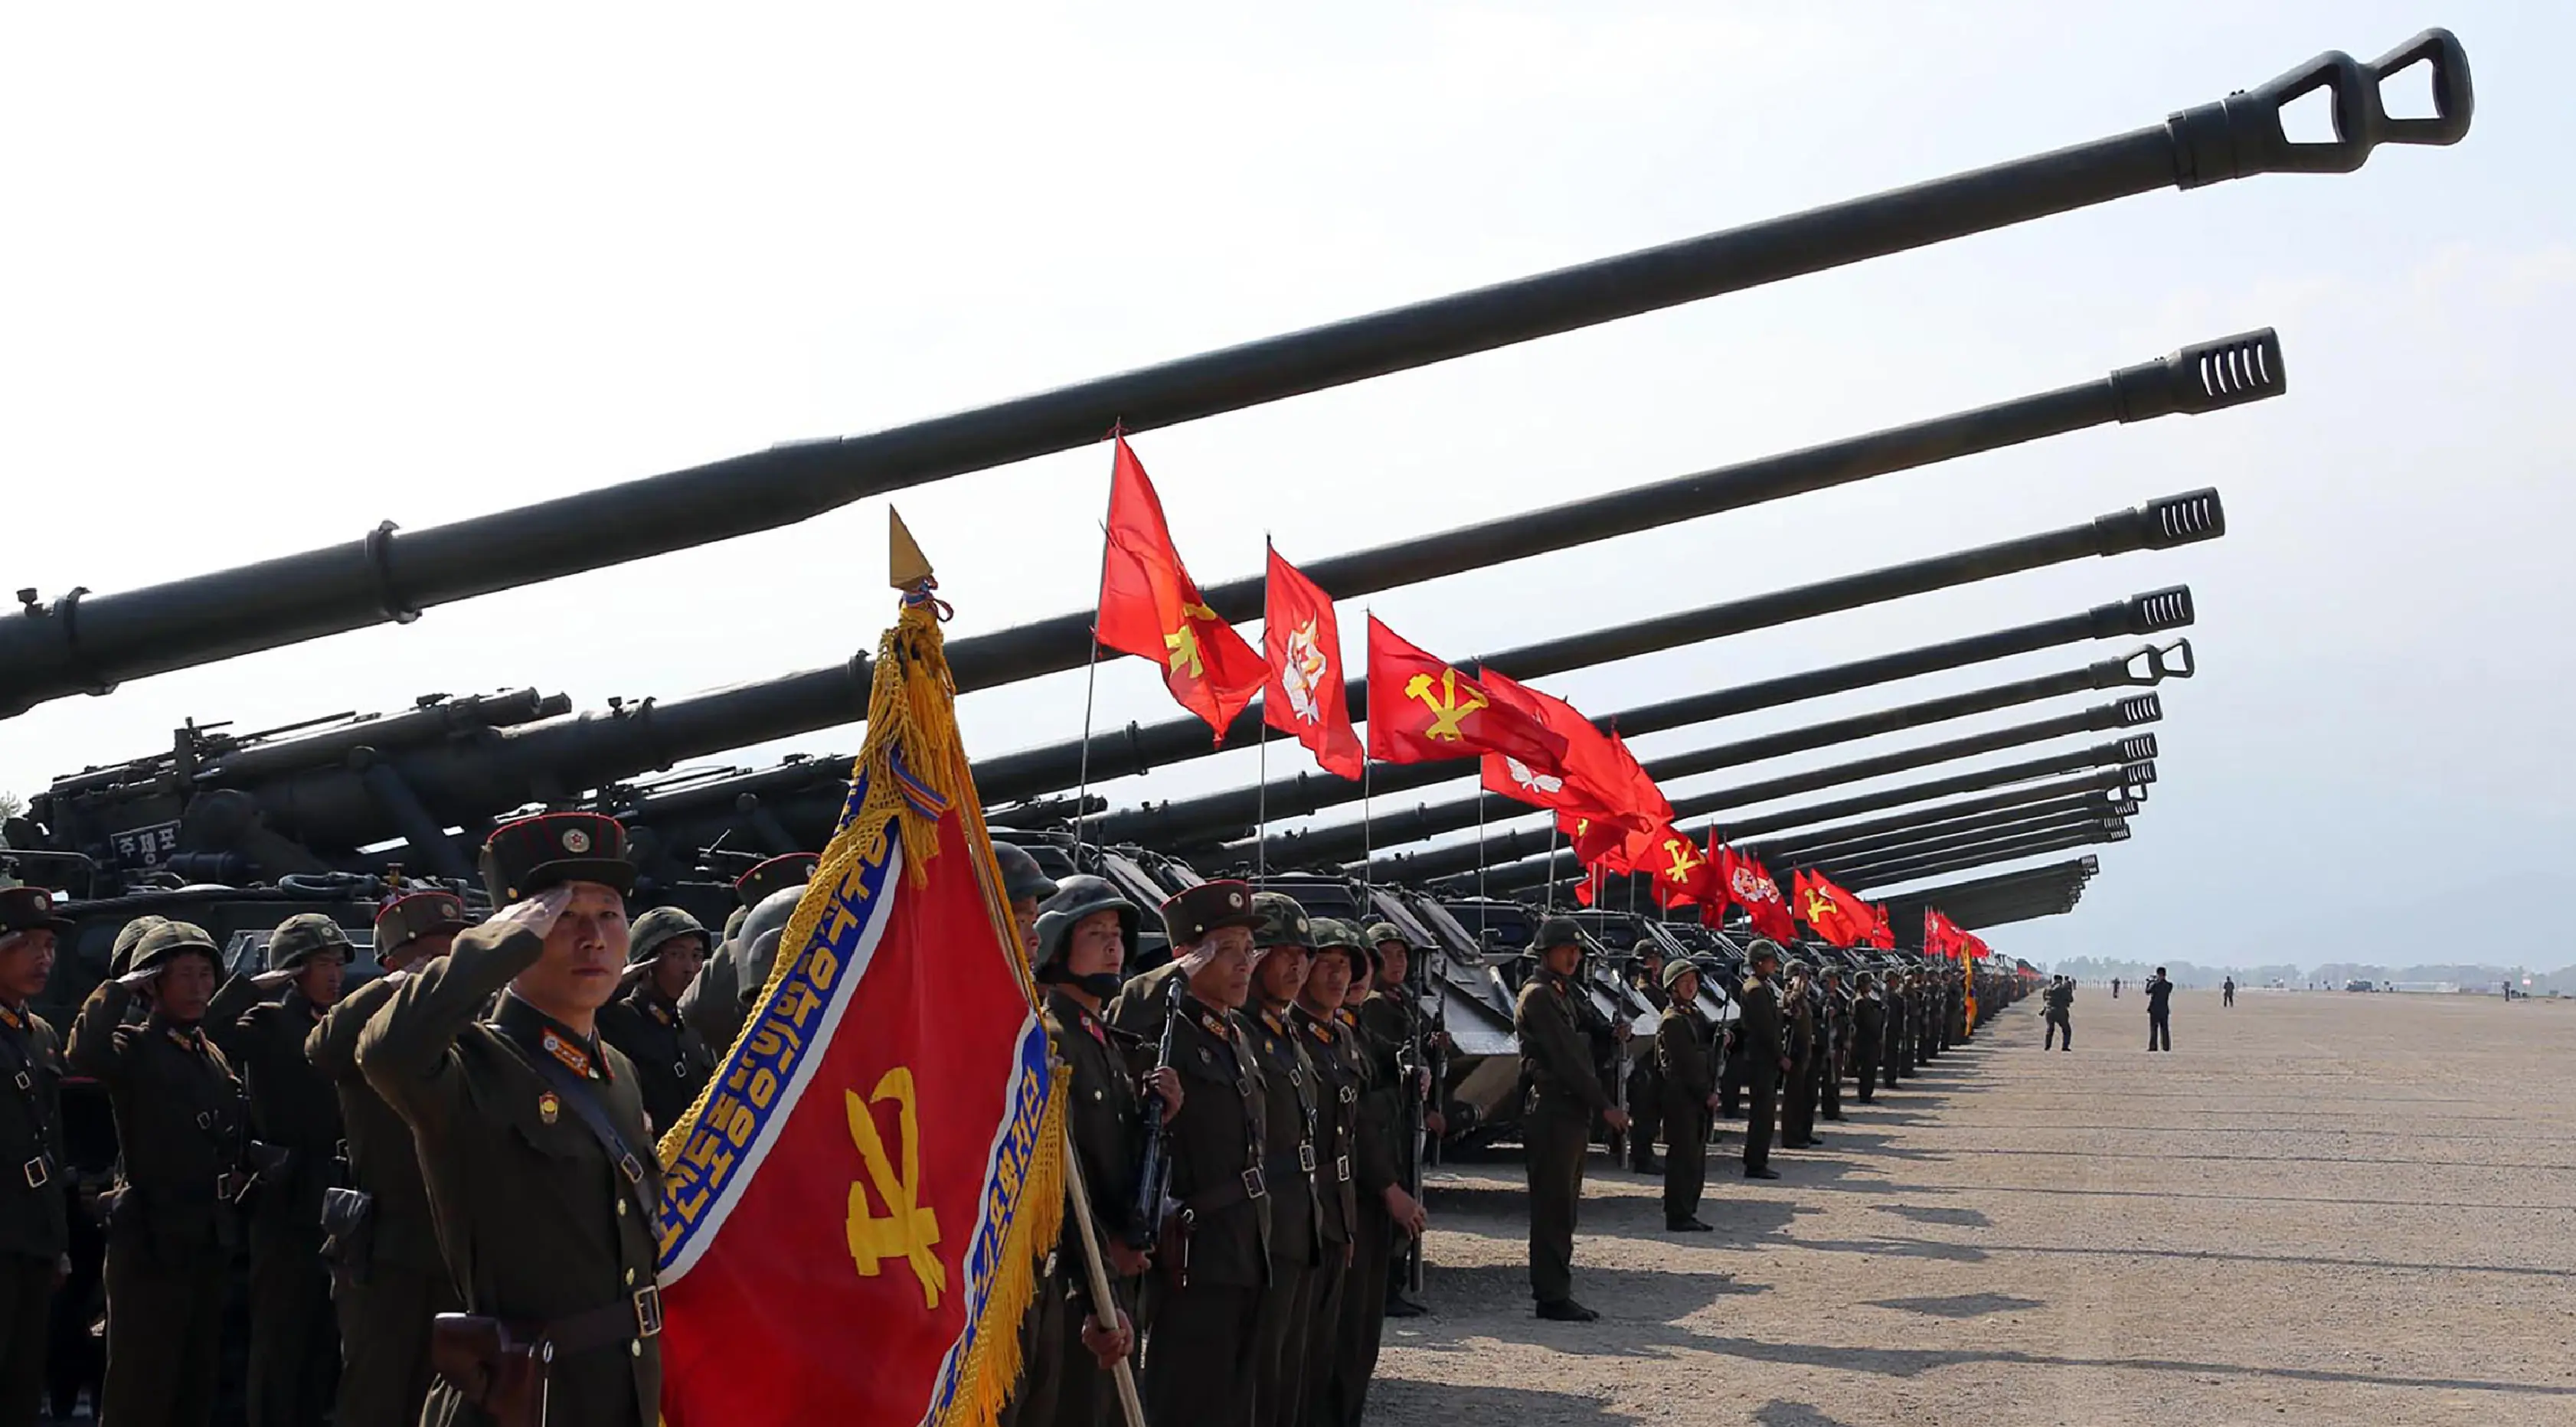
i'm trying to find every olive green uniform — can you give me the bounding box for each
[1512,968,1612,1307]
[208,976,343,1426]
[308,972,463,1427]
[1624,971,1666,1170]
[1294,1006,1363,1427]
[596,983,716,1137]
[68,981,245,1427]
[1242,1005,1319,1427]
[1332,1003,1405,1424]
[0,1004,67,1427]
[1734,976,1783,1174]
[1117,988,1267,1427]
[358,922,663,1427]
[1780,985,1818,1148]
[1015,990,1148,1427]
[1653,1001,1714,1226]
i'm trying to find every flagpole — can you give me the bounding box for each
[1074,433,1123,864]
[1360,755,1375,895]
[1543,823,1558,909]
[1473,785,1487,906]
[1257,534,1272,883]
[1058,1098,1149,1427]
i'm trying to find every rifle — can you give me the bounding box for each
[1124,974,1187,1251]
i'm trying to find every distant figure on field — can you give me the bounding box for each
[2221,976,2236,1007]
[2042,975,2074,1051]
[2145,967,2174,1052]
[2111,977,2122,999]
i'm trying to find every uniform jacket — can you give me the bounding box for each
[358,922,662,1427]
[1243,1003,1319,1269]
[2145,977,2175,1015]
[0,1004,68,1260]
[1116,985,1269,1291]
[1514,969,1612,1122]
[596,982,716,1137]
[1652,1003,1715,1102]
[207,976,344,1233]
[1782,983,1816,1069]
[70,982,246,1264]
[1734,975,1784,1082]
[308,973,446,1276]
[1292,1007,1363,1246]
[1342,1007,1404,1202]
[1852,991,1886,1050]
[1039,988,1146,1317]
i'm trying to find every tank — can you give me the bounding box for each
[986,491,2218,808]
[0,28,2466,718]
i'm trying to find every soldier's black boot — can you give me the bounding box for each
[1535,1298,1600,1323]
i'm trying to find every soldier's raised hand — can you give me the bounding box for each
[250,966,300,991]
[492,886,575,942]
[114,965,163,993]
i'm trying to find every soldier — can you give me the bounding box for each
[1878,971,1907,1090]
[2222,975,2236,1008]
[207,913,354,1427]
[993,843,1061,958]
[70,919,245,1427]
[597,906,718,1135]
[0,888,70,1427]
[2146,966,2175,1051]
[1239,893,1320,1427]
[678,854,819,1053]
[1778,962,1819,1151]
[1817,966,1847,1125]
[1108,880,1267,1427]
[1653,958,1715,1232]
[1357,922,1440,1321]
[1849,972,1883,1102]
[1512,917,1627,1321]
[1018,877,1177,1427]
[1293,921,1367,1427]
[358,812,664,1427]
[307,890,471,1427]
[1734,942,1785,1180]
[1623,946,1666,1175]
[2043,975,2074,1050]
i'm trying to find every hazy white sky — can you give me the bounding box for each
[4,2,2568,971]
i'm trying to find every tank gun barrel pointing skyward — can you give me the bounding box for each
[0,28,2467,718]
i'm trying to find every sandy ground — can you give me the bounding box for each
[1367,988,2576,1426]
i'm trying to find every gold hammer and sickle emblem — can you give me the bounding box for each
[845,1067,946,1308]
[1660,838,1702,882]
[1163,602,1220,679]
[1803,889,1835,922]
[1402,668,1487,741]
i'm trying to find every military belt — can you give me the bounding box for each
[540,1285,663,1357]
[1181,1167,1267,1219]
[20,1154,51,1189]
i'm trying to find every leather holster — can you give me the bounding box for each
[430,1314,549,1427]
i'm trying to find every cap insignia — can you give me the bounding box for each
[538,1091,561,1125]
[561,828,593,854]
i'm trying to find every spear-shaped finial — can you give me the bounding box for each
[888,507,934,589]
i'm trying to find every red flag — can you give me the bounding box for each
[1867,904,1896,949]
[1793,868,1876,948]
[1475,673,1652,828]
[1554,736,1672,873]
[1717,843,1798,943]
[657,589,1065,1425]
[1261,546,1363,779]
[1643,822,1717,909]
[1364,617,1567,769]
[1095,437,1267,742]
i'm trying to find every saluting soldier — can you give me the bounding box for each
[1513,918,1626,1321]
[0,888,71,1427]
[1734,942,1785,1180]
[1654,958,1715,1233]
[70,920,246,1427]
[1240,895,1322,1427]
[1015,876,1177,1427]
[307,890,471,1427]
[1357,924,1441,1322]
[597,906,718,1135]
[1293,921,1368,1427]
[1849,973,1885,1102]
[358,813,664,1427]
[207,912,354,1427]
[1108,881,1269,1427]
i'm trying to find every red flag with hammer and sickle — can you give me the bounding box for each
[1793,868,1877,949]
[1363,617,1566,769]
[1096,437,1267,743]
[1261,545,1364,779]
[1643,821,1718,909]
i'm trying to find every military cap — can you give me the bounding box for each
[109,915,169,978]
[1033,876,1139,971]
[992,842,1059,904]
[734,853,817,908]
[374,891,470,964]
[1159,880,1263,948]
[628,906,711,966]
[266,913,353,971]
[1528,916,1584,955]
[1363,921,1415,950]
[1249,892,1313,951]
[1855,971,1877,989]
[1744,938,1785,967]
[479,811,635,907]
[130,920,222,975]
[1659,956,1700,993]
[1785,959,1813,979]
[0,886,73,937]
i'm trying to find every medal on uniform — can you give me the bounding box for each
[538,1090,561,1125]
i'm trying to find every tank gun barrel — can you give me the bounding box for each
[1844,825,2123,892]
[1770,792,2130,869]
[1830,814,2130,889]
[979,491,2218,807]
[0,27,2467,719]
[1214,697,2161,871]
[1740,772,2141,867]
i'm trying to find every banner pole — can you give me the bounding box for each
[1257,535,1271,883]
[1058,1102,1149,1427]
[1543,823,1558,910]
